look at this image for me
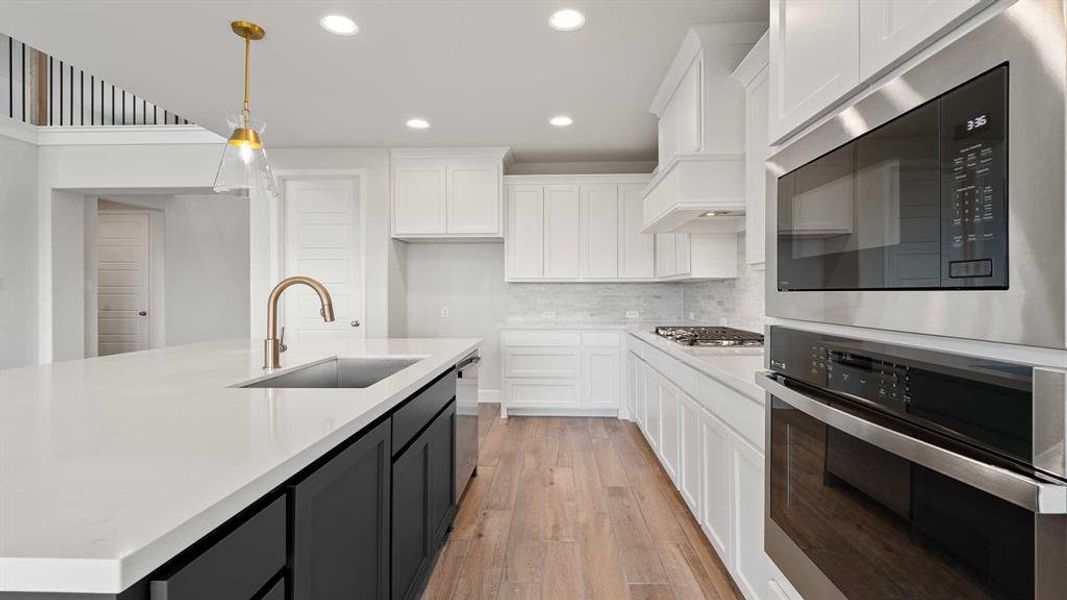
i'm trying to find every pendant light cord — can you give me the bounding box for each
[242,35,251,126]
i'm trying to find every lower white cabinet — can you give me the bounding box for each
[501,329,622,416]
[627,337,785,600]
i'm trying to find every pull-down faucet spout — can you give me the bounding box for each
[264,276,334,369]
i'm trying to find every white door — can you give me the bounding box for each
[658,378,681,483]
[633,356,647,428]
[543,185,580,279]
[859,0,986,81]
[579,184,619,279]
[730,431,772,600]
[506,185,545,279]
[97,212,151,356]
[446,164,499,234]
[393,164,446,235]
[644,366,661,451]
[700,410,732,560]
[769,0,860,143]
[283,178,364,347]
[582,347,620,410]
[618,183,655,279]
[678,394,703,518]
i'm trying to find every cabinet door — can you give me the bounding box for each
[643,367,661,451]
[618,183,655,279]
[745,67,770,265]
[658,57,703,165]
[579,184,620,279]
[658,379,680,483]
[633,357,647,428]
[543,185,581,279]
[769,0,860,143]
[730,432,772,600]
[700,411,732,560]
[674,233,691,276]
[655,233,676,278]
[392,402,457,600]
[291,420,391,600]
[506,185,544,279]
[582,347,620,411]
[394,165,447,235]
[678,395,702,519]
[447,164,499,234]
[859,0,986,81]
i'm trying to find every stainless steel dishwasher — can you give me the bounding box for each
[454,352,480,499]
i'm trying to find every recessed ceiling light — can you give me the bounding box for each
[549,115,573,127]
[320,15,358,36]
[406,118,431,129]
[549,9,586,32]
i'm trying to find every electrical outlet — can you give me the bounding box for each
[440,307,450,318]
[542,311,556,319]
[625,310,640,319]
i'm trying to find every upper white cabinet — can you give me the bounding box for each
[859,0,989,81]
[769,0,992,144]
[391,148,511,241]
[642,24,765,233]
[505,174,655,282]
[655,232,738,281]
[768,0,860,144]
[732,33,770,266]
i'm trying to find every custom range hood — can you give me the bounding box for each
[641,24,764,234]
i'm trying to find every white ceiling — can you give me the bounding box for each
[0,0,767,163]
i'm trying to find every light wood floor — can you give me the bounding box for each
[423,404,742,600]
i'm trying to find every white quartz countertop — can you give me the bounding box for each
[627,330,766,401]
[0,337,480,594]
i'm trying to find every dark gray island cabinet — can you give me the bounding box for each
[5,368,459,600]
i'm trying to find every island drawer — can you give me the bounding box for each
[392,368,457,455]
[149,495,286,600]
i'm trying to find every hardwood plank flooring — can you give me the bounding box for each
[425,404,741,600]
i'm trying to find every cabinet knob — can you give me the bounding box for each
[351,320,360,328]
[138,311,148,316]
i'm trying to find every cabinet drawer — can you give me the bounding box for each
[503,348,581,379]
[393,369,457,456]
[581,331,621,347]
[150,496,286,600]
[504,380,581,408]
[501,330,581,347]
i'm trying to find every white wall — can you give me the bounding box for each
[51,191,87,361]
[164,194,250,345]
[0,131,39,368]
[405,243,684,394]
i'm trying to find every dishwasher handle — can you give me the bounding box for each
[456,354,481,376]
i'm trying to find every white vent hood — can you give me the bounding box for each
[641,23,765,234]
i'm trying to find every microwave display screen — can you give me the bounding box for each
[776,65,1008,291]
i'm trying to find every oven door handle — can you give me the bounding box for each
[756,372,1067,514]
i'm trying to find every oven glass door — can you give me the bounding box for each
[769,391,1041,599]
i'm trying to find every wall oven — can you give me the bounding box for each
[757,326,1066,600]
[765,0,1065,348]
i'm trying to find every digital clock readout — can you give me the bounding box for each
[955,113,991,139]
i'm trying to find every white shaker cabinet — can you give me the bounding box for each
[391,148,510,240]
[768,0,860,144]
[678,394,703,518]
[580,184,620,279]
[658,376,681,484]
[732,33,770,266]
[656,233,737,280]
[859,0,989,81]
[544,185,581,279]
[700,409,732,559]
[582,346,621,411]
[506,185,545,278]
[730,432,772,600]
[618,184,655,279]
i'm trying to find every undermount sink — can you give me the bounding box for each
[241,357,421,389]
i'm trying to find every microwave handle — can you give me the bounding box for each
[756,372,1067,515]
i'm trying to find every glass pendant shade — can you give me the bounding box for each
[214,116,278,198]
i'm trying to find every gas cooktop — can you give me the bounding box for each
[654,326,764,347]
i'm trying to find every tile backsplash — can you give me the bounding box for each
[505,282,683,325]
[682,233,766,333]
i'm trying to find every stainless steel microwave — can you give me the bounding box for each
[765,0,1065,349]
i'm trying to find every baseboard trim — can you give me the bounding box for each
[503,407,619,418]
[478,389,502,404]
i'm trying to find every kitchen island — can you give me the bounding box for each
[0,337,479,598]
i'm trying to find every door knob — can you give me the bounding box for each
[138,311,148,316]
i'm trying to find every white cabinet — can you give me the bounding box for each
[393,164,446,235]
[391,148,509,240]
[544,185,581,279]
[859,0,988,81]
[732,33,770,266]
[655,233,738,280]
[504,175,654,282]
[700,409,732,559]
[678,394,703,518]
[657,377,681,483]
[730,432,772,600]
[644,366,661,452]
[769,0,861,144]
[507,185,544,278]
[447,164,499,234]
[580,184,620,279]
[618,184,655,278]
[501,329,621,416]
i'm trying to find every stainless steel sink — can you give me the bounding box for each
[240,357,420,389]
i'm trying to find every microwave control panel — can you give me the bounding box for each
[940,65,1008,288]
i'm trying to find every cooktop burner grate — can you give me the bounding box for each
[654,326,764,347]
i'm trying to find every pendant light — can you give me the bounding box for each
[213,20,278,198]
